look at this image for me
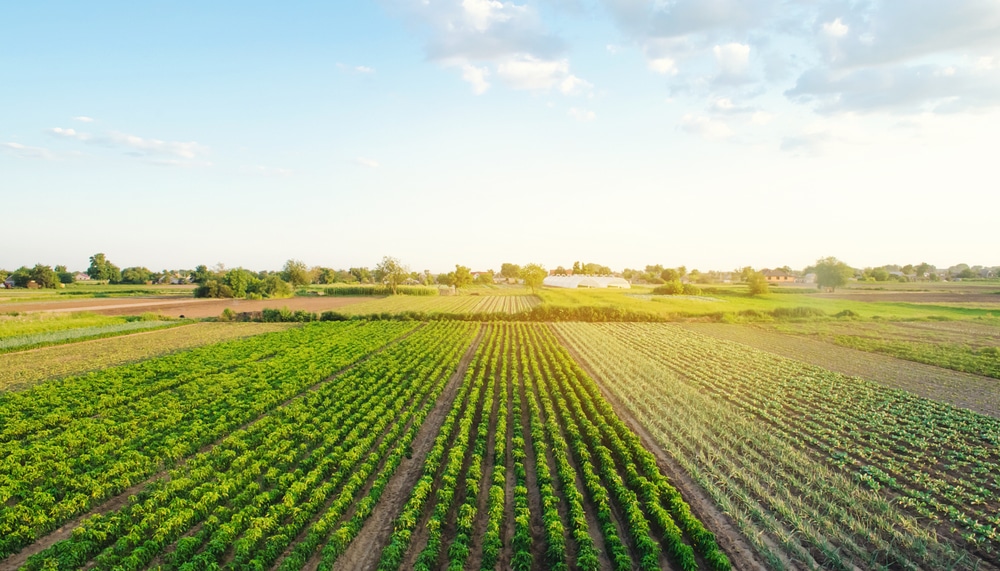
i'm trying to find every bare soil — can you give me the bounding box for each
[549,325,768,571]
[330,326,484,571]
[5,296,375,318]
[815,291,1000,304]
[681,323,1000,418]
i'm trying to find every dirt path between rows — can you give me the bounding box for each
[0,324,423,571]
[549,325,768,571]
[331,325,484,571]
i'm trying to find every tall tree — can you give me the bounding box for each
[282,259,311,287]
[747,271,769,296]
[374,256,409,294]
[87,253,121,283]
[815,257,853,291]
[500,263,521,280]
[29,264,59,288]
[520,263,547,293]
[452,265,473,289]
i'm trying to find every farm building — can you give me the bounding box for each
[543,275,631,289]
[74,272,90,281]
[762,269,795,283]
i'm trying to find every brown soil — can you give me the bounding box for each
[549,325,768,571]
[816,291,1000,304]
[681,323,1000,418]
[330,325,484,571]
[5,295,376,318]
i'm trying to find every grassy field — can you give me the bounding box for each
[0,283,195,303]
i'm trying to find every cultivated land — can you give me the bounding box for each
[1,280,999,570]
[0,322,295,392]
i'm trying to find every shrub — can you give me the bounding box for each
[652,281,685,295]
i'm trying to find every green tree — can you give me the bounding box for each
[660,268,680,282]
[500,263,521,280]
[251,275,293,298]
[191,264,214,284]
[747,271,769,296]
[9,267,31,287]
[29,264,59,288]
[520,263,547,293]
[282,259,312,287]
[315,267,338,285]
[87,253,121,283]
[349,267,372,284]
[224,268,259,297]
[120,267,153,284]
[0,269,9,283]
[54,265,75,284]
[452,265,473,289]
[815,257,853,291]
[475,270,495,285]
[374,256,409,295]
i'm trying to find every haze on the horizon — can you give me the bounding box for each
[2,1,999,274]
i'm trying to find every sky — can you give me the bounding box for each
[2,1,999,274]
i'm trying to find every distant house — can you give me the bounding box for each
[2,277,15,289]
[74,272,90,281]
[762,269,796,283]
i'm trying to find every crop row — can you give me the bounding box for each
[14,321,478,570]
[373,322,728,570]
[0,321,416,559]
[556,322,993,570]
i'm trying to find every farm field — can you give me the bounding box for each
[767,320,1000,379]
[339,294,541,315]
[0,313,182,354]
[0,321,734,571]
[2,295,374,319]
[556,322,1000,570]
[0,284,195,304]
[2,307,999,570]
[681,322,1000,418]
[0,322,295,392]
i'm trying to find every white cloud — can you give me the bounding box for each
[713,43,750,75]
[606,44,622,55]
[496,54,590,94]
[461,63,491,94]
[72,116,94,123]
[648,56,678,75]
[48,127,91,140]
[353,157,380,168]
[568,107,596,121]
[462,0,524,32]
[751,111,774,125]
[0,141,54,160]
[822,18,848,39]
[337,63,376,74]
[678,114,733,139]
[559,74,592,95]
[107,131,205,159]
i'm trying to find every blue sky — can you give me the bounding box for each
[3,1,999,273]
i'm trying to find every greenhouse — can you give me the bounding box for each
[542,275,631,289]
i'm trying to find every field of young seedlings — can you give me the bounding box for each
[556,322,1000,571]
